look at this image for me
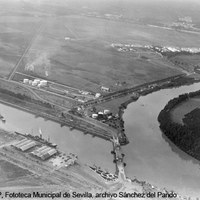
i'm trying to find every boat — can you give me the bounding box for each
[15,131,57,148]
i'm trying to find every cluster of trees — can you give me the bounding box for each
[158,90,200,160]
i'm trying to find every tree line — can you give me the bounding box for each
[158,90,200,160]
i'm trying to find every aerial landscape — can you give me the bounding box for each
[1,0,200,199]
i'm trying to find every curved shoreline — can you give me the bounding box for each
[0,76,199,198]
[117,75,199,145]
[158,89,200,161]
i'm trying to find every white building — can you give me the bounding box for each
[95,93,101,98]
[101,86,110,92]
[92,114,98,119]
[23,79,29,84]
[104,109,110,114]
[39,80,48,87]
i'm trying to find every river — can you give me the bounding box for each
[1,83,200,197]
[123,82,200,198]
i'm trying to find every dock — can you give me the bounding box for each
[111,135,126,181]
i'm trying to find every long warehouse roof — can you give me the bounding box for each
[14,138,28,146]
[20,141,36,151]
[16,140,31,148]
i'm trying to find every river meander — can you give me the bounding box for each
[1,83,200,197]
[123,82,200,198]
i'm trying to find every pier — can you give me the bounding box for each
[111,135,126,181]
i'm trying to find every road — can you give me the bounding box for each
[0,77,116,141]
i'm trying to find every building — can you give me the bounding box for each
[15,140,31,149]
[104,109,110,114]
[31,146,58,161]
[40,149,57,160]
[28,80,33,85]
[19,141,36,152]
[13,139,37,151]
[95,93,101,98]
[23,79,29,84]
[92,114,98,119]
[32,81,38,86]
[101,86,110,92]
[34,79,40,84]
[39,80,48,87]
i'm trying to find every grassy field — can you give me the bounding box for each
[15,14,188,92]
[0,159,32,180]
[1,0,200,93]
[171,97,200,124]
[169,54,200,72]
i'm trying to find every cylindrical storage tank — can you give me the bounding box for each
[95,93,101,98]
[23,79,29,84]
[108,116,112,119]
[40,80,48,86]
[28,80,33,85]
[34,79,40,84]
[104,109,110,114]
[92,114,98,119]
[32,82,38,86]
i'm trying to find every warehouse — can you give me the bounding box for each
[19,141,37,152]
[37,147,52,157]
[40,149,57,160]
[14,138,28,147]
[31,146,47,155]
[30,146,58,160]
[14,139,31,149]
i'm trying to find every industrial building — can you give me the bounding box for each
[31,146,58,160]
[13,139,37,152]
[101,86,110,92]
[95,93,101,98]
[23,78,48,87]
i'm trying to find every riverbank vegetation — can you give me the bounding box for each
[158,90,200,160]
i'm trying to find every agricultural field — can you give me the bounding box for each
[1,0,200,93]
[0,159,32,180]
[169,54,200,72]
[14,14,196,92]
[171,97,200,124]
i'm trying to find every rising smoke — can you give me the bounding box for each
[25,52,51,77]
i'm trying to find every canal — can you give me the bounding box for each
[0,104,115,172]
[1,82,200,197]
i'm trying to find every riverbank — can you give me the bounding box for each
[158,89,200,161]
[116,74,199,145]
[2,76,199,197]
[122,82,200,197]
[0,74,198,146]
[0,89,113,142]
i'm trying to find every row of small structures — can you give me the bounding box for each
[89,166,118,181]
[12,138,58,161]
[23,78,48,87]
